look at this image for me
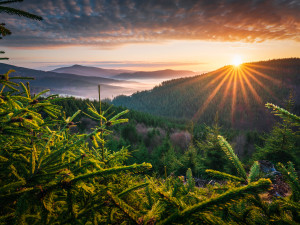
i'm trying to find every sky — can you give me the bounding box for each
[1,0,300,72]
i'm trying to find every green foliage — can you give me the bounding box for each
[121,123,140,143]
[1,69,299,224]
[266,103,300,126]
[113,58,300,130]
[186,168,195,192]
[177,145,200,176]
[206,169,245,182]
[254,103,300,167]
[197,122,231,175]
[159,179,272,225]
[277,162,300,202]
[218,135,248,182]
[248,161,260,183]
[0,75,152,224]
[1,1,299,223]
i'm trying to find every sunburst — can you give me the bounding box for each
[232,55,243,67]
[192,62,282,126]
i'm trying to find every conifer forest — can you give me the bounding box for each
[0,0,299,224]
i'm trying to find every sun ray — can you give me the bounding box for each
[243,65,281,85]
[231,69,238,124]
[237,68,250,109]
[244,63,275,71]
[192,70,231,121]
[171,66,230,94]
[204,66,233,90]
[242,68,279,102]
[240,69,263,104]
[218,68,235,110]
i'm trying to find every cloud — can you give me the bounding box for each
[0,0,299,48]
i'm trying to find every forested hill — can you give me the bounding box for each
[113,58,300,130]
[0,63,142,99]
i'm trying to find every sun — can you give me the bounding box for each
[232,55,243,67]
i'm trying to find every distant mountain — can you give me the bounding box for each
[52,65,134,77]
[52,65,197,80]
[0,63,143,99]
[113,58,300,131]
[113,69,197,80]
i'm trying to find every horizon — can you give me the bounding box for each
[1,57,299,74]
[0,0,299,72]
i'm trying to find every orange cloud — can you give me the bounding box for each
[1,0,299,48]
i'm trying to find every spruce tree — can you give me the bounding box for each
[254,98,299,167]
[0,74,152,224]
[197,115,231,175]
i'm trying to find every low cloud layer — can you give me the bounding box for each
[33,60,203,70]
[1,0,299,48]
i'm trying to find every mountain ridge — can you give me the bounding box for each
[0,63,142,99]
[51,64,197,80]
[112,58,300,130]
[52,64,134,78]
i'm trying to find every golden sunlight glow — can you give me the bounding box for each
[232,55,243,67]
[192,63,281,125]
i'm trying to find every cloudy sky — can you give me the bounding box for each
[1,0,299,71]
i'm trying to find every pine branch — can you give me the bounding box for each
[218,135,247,181]
[107,190,140,224]
[0,24,11,36]
[0,180,26,194]
[0,0,23,5]
[117,182,149,198]
[277,162,300,202]
[145,182,153,208]
[266,103,300,126]
[158,179,272,225]
[279,198,300,211]
[206,169,245,182]
[0,6,42,20]
[71,163,152,183]
[186,168,195,192]
[156,189,183,210]
[248,161,260,183]
[0,187,34,202]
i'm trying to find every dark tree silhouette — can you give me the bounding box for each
[0,0,42,59]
